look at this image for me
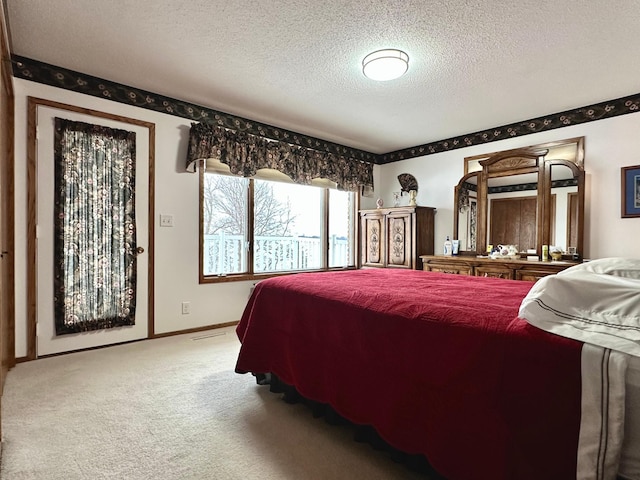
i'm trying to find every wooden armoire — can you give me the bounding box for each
[359,206,435,269]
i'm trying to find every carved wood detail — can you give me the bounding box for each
[485,156,538,173]
[360,207,435,270]
[420,255,578,282]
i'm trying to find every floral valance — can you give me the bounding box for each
[186,122,373,192]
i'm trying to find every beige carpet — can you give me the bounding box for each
[0,327,430,479]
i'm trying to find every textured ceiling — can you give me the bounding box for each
[5,0,640,154]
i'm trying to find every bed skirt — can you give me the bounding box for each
[252,372,446,479]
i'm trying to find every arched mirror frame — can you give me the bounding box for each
[454,137,585,258]
[541,157,585,258]
[454,171,480,251]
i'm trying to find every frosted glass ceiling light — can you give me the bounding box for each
[362,49,409,81]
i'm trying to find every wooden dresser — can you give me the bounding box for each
[420,255,578,282]
[360,206,435,269]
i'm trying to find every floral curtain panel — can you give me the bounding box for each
[54,118,137,335]
[186,122,374,192]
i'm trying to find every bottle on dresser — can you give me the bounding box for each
[452,239,460,255]
[542,245,549,261]
[444,236,453,256]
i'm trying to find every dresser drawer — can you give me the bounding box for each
[515,268,557,282]
[419,255,578,282]
[424,263,472,275]
[474,266,513,280]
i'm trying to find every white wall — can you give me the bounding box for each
[374,115,640,259]
[14,79,255,358]
[14,78,640,357]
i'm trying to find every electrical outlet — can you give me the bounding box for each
[181,302,190,315]
[160,214,174,227]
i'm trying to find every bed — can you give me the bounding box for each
[235,261,640,480]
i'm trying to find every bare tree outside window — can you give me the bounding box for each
[201,173,354,276]
[203,175,296,236]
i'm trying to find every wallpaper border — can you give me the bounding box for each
[379,92,640,164]
[12,55,640,165]
[11,55,377,164]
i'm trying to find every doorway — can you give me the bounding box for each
[27,98,155,357]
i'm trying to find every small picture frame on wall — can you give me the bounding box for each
[621,165,640,218]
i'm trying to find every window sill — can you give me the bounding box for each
[199,266,358,284]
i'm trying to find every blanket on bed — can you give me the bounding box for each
[235,269,582,480]
[519,258,640,357]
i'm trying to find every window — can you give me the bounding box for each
[201,172,356,281]
[328,189,355,268]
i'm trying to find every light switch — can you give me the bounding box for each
[160,214,174,227]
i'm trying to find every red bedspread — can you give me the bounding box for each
[235,269,582,480]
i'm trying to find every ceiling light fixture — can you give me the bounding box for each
[362,49,409,81]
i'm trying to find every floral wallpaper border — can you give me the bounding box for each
[379,95,640,164]
[12,55,640,166]
[11,55,376,164]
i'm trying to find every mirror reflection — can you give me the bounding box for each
[454,137,585,258]
[487,173,538,253]
[456,173,478,251]
[550,163,579,253]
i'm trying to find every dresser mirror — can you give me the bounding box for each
[486,172,539,253]
[454,137,585,258]
[455,172,478,251]
[550,162,580,252]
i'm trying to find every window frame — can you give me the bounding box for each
[199,169,359,284]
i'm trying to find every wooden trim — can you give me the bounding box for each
[322,189,329,268]
[247,179,255,274]
[550,194,557,246]
[539,157,550,252]
[476,170,488,254]
[354,192,360,268]
[198,266,358,284]
[152,321,239,339]
[576,169,585,257]
[0,1,14,435]
[3,63,14,369]
[199,171,253,282]
[453,171,479,247]
[147,123,156,338]
[198,164,205,283]
[26,99,37,360]
[26,97,156,357]
[15,321,238,363]
[0,0,13,97]
[28,97,156,128]
[566,192,578,250]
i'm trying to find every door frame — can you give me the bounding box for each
[26,97,155,360]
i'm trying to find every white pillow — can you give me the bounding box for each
[558,257,640,279]
[519,268,640,357]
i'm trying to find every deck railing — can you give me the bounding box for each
[203,233,350,275]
